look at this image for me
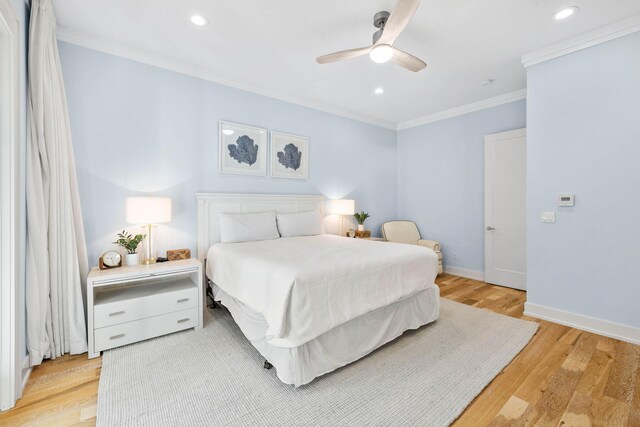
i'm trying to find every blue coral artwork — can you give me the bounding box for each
[271,132,309,180]
[219,121,267,176]
[228,135,259,166]
[276,143,302,170]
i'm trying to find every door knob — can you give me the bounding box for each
[486,226,496,231]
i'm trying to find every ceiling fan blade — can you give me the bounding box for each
[391,47,427,72]
[316,46,372,64]
[378,0,421,45]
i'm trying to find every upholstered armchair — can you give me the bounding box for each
[381,221,443,275]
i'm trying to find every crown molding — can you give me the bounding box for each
[396,89,526,131]
[522,14,640,68]
[55,25,397,130]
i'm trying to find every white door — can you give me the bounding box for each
[484,128,526,290]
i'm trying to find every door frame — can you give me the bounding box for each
[0,0,22,411]
[484,128,527,290]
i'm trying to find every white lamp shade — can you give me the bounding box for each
[325,199,355,216]
[126,197,172,224]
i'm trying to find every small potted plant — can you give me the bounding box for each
[114,230,146,266]
[354,211,370,232]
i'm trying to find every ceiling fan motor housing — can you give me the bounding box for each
[372,11,390,44]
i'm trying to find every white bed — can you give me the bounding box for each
[197,193,440,387]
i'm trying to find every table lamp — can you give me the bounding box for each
[126,197,172,265]
[325,199,355,236]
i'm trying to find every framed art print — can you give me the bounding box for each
[270,131,309,180]
[219,121,267,176]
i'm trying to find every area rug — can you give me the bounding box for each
[96,299,537,426]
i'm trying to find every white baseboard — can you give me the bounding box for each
[444,266,485,281]
[20,356,31,398]
[524,302,640,345]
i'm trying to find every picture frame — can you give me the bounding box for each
[270,131,309,180]
[219,121,267,176]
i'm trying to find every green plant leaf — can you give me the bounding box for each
[113,230,145,254]
[353,210,370,225]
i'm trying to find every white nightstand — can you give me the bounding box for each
[86,259,203,359]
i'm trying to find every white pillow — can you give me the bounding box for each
[277,210,324,238]
[218,211,280,243]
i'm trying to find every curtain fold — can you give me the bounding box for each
[26,0,89,366]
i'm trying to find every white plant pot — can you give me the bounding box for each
[125,253,139,266]
[357,224,365,232]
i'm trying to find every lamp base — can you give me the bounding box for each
[143,223,156,265]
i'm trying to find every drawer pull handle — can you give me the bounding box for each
[109,334,125,340]
[177,318,190,324]
[109,311,125,317]
[177,298,189,303]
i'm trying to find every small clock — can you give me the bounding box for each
[99,250,122,270]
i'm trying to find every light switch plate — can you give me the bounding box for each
[541,212,556,223]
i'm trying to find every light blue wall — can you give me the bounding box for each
[527,32,640,328]
[397,100,526,272]
[58,42,398,264]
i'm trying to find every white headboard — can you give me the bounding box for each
[196,193,326,263]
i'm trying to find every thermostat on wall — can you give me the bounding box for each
[558,194,575,207]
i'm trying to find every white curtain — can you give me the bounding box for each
[26,0,89,365]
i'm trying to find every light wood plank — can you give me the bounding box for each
[604,342,640,404]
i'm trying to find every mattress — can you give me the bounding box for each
[212,283,440,387]
[206,235,439,348]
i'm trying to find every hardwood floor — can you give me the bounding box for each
[1,274,639,426]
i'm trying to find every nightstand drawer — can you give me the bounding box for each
[94,282,198,328]
[94,308,198,352]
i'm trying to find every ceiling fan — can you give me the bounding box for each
[316,0,426,72]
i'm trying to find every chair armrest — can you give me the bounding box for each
[418,239,441,252]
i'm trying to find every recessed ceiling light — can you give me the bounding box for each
[222,129,234,136]
[190,15,208,26]
[554,6,578,21]
[369,44,394,64]
[374,87,384,95]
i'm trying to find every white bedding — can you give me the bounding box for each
[206,234,439,348]
[213,283,440,387]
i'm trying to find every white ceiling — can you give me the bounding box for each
[53,0,640,128]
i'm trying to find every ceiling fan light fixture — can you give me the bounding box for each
[315,1,425,72]
[369,44,394,64]
[553,6,578,20]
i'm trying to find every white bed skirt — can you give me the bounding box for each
[212,284,440,387]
